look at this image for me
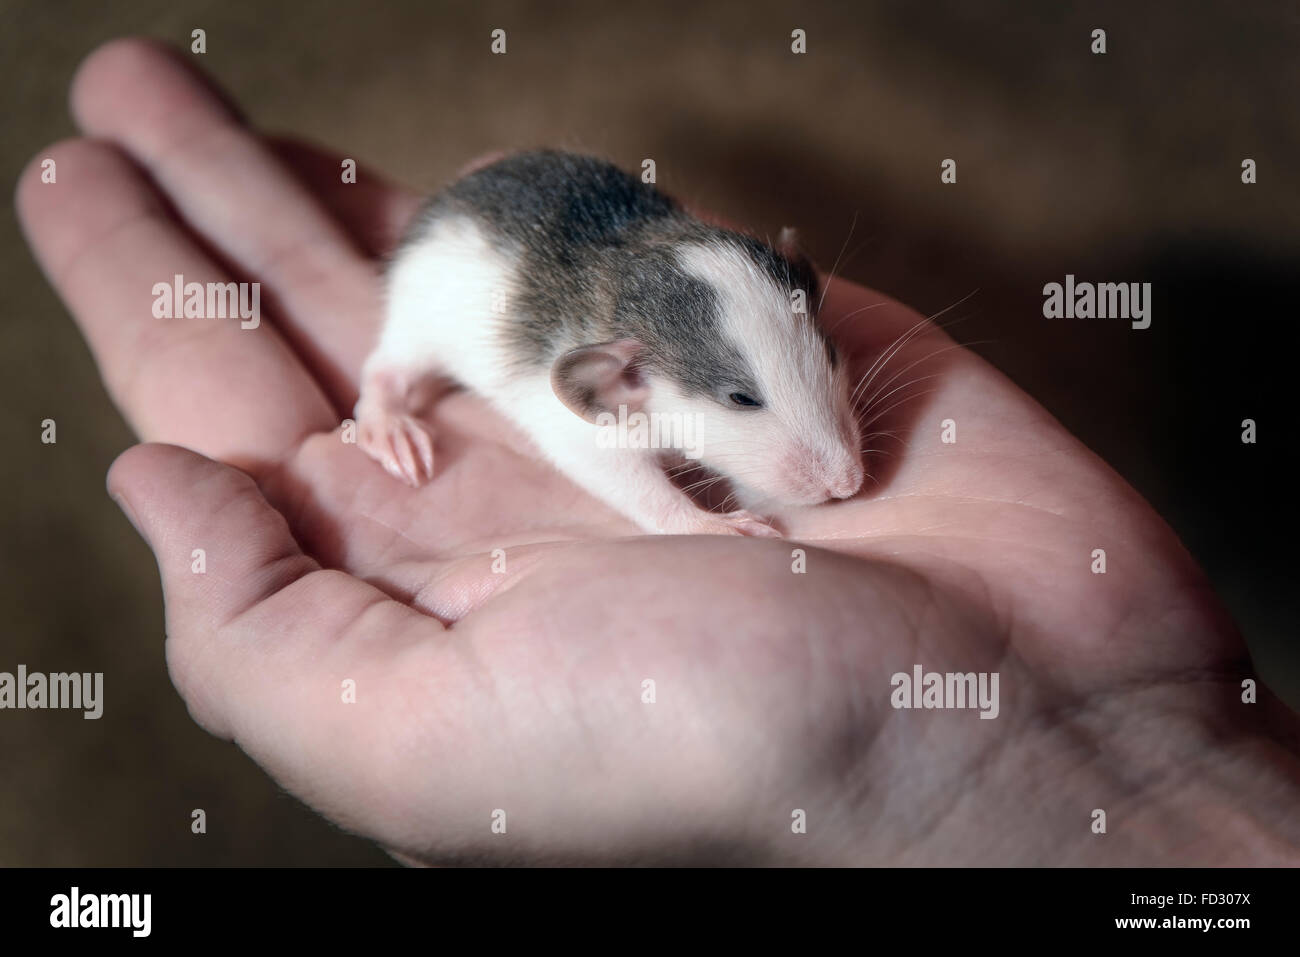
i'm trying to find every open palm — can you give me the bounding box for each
[18,39,1297,864]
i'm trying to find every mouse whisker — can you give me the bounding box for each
[848,315,935,406]
[826,300,889,335]
[857,335,996,414]
[848,292,980,406]
[859,372,946,421]
[855,329,983,408]
[677,474,733,496]
[816,211,859,315]
[857,388,940,433]
[716,489,742,512]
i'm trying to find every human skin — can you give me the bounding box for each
[15,38,1300,865]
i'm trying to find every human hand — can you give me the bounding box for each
[17,38,1299,864]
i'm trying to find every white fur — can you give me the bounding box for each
[659,242,862,507]
[357,220,862,535]
[364,215,516,393]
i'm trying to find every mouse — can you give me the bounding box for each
[354,149,864,536]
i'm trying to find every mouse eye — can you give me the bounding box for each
[728,392,763,408]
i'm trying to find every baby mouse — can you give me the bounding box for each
[355,150,864,536]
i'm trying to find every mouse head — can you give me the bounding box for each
[551,227,864,507]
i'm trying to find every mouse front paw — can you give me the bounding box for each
[713,509,782,538]
[663,508,781,538]
[357,411,436,488]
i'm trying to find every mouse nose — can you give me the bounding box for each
[787,446,864,502]
[827,461,864,499]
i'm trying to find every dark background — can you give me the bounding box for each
[1,0,1295,865]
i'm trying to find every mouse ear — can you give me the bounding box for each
[776,226,802,258]
[776,226,821,311]
[550,339,649,424]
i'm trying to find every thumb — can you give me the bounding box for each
[107,442,319,636]
[106,443,455,848]
[106,443,319,734]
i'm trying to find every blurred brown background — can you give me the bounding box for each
[1,0,1296,865]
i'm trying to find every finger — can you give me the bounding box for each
[107,443,451,841]
[267,136,423,259]
[71,38,379,408]
[16,138,337,470]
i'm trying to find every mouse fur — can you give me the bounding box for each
[356,149,863,536]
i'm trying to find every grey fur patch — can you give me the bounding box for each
[400,149,830,397]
